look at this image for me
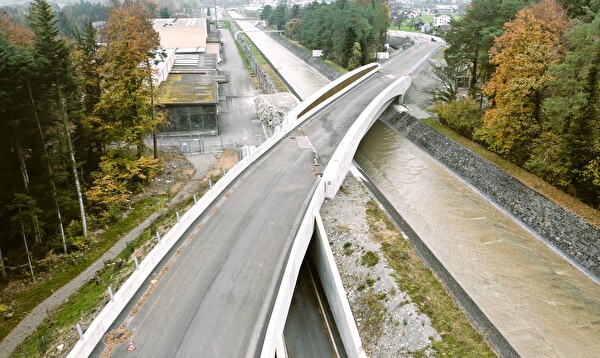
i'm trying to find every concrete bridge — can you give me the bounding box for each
[67,34,442,358]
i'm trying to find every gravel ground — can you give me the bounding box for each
[321,174,439,357]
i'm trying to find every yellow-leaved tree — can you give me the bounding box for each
[475,0,569,164]
[88,0,163,221]
[96,0,162,158]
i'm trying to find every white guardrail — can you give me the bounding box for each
[322,75,411,198]
[261,75,412,358]
[67,62,380,358]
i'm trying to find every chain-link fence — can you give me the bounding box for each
[235,32,277,94]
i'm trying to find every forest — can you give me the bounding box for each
[433,0,599,209]
[261,0,390,69]
[0,0,164,277]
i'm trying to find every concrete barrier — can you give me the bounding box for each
[68,62,380,358]
[260,183,324,358]
[322,76,411,198]
[313,213,366,358]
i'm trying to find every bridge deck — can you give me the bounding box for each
[100,32,440,357]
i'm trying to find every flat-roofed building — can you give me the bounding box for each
[153,18,226,134]
[157,74,219,134]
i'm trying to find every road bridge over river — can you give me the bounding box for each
[86,22,441,358]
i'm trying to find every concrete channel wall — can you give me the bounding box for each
[381,109,600,282]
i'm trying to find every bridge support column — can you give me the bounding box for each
[393,94,404,105]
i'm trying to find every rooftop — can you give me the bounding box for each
[153,18,208,50]
[157,74,218,105]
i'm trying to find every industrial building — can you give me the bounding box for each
[153,17,227,134]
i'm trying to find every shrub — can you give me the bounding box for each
[361,251,379,267]
[431,97,482,139]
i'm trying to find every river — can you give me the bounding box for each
[355,120,600,358]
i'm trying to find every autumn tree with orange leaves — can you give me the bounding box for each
[95,0,162,157]
[475,0,570,164]
[87,0,163,220]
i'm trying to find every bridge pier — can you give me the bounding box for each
[393,94,404,105]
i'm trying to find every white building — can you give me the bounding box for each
[433,14,452,26]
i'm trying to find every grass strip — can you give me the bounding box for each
[12,175,219,357]
[0,195,166,342]
[365,199,495,357]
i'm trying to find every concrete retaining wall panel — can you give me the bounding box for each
[312,213,366,358]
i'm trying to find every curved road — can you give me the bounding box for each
[98,38,440,356]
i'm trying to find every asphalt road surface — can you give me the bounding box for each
[98,36,440,357]
[284,258,347,357]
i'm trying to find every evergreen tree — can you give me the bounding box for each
[444,0,531,99]
[540,13,600,206]
[28,0,88,249]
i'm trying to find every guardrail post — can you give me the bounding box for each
[134,256,139,270]
[157,231,161,244]
[222,168,226,176]
[193,194,198,204]
[176,211,180,223]
[76,323,84,341]
[108,286,114,302]
[209,179,213,189]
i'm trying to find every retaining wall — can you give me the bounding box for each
[234,30,277,93]
[381,108,600,281]
[312,213,366,358]
[262,32,342,82]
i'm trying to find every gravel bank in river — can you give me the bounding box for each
[321,174,439,357]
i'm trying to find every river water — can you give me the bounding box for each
[355,120,600,358]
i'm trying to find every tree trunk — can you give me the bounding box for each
[14,129,42,243]
[150,65,158,160]
[19,209,35,280]
[0,245,7,279]
[27,80,68,254]
[58,88,88,238]
[469,43,479,99]
[153,132,158,159]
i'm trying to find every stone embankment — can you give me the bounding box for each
[380,108,600,281]
[234,30,277,93]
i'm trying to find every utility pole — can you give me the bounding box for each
[214,0,218,25]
